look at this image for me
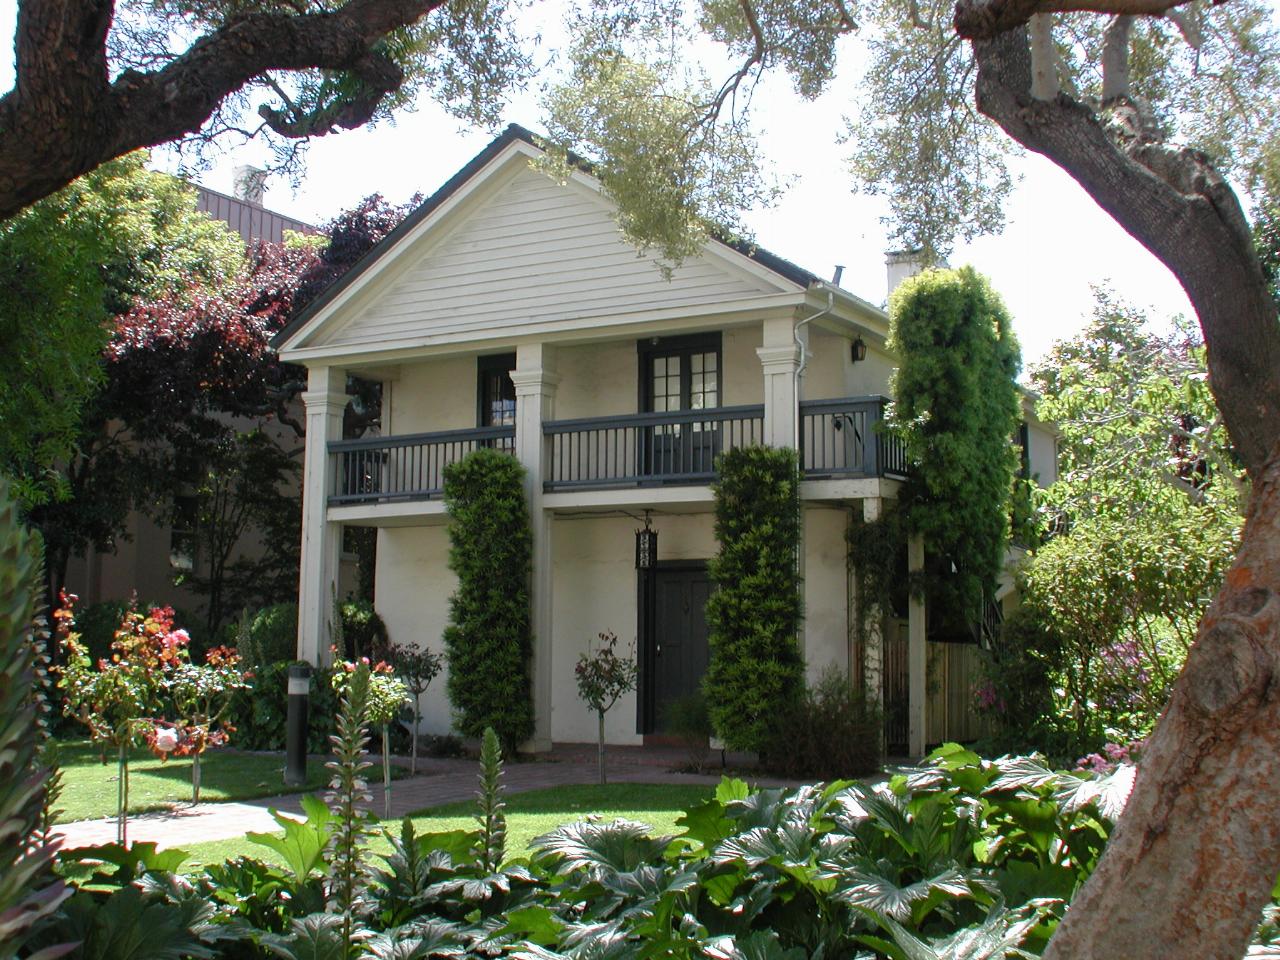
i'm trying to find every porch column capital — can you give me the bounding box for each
[756,344,801,371]
[510,368,561,396]
[300,389,349,414]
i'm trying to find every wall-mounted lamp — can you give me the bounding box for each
[851,337,868,363]
[635,513,658,569]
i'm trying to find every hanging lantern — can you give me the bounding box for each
[635,524,658,569]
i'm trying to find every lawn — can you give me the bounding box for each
[176,782,716,870]
[54,741,335,823]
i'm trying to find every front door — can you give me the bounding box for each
[646,564,713,732]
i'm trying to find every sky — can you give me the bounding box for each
[3,3,1255,367]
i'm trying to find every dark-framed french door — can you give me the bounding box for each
[637,561,714,734]
[477,352,516,451]
[637,333,722,477]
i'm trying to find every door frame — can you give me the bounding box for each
[636,559,710,734]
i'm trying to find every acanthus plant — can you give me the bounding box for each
[332,655,408,819]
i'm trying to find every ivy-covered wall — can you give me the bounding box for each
[442,449,534,752]
[703,445,804,754]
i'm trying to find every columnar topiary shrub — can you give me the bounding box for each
[442,449,534,753]
[887,267,1022,634]
[703,445,804,754]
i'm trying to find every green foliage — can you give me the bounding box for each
[183,429,302,638]
[239,602,301,670]
[0,482,70,960]
[474,727,508,874]
[224,660,340,754]
[987,298,1244,753]
[764,668,882,780]
[339,599,392,663]
[847,504,908,647]
[0,153,242,506]
[888,267,1022,637]
[442,449,534,753]
[704,446,804,754]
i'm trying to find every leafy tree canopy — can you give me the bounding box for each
[0,152,244,506]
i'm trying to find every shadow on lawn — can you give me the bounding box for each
[419,784,717,819]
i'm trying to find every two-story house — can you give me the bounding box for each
[274,125,1057,757]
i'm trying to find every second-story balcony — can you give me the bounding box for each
[327,397,906,506]
[328,425,515,505]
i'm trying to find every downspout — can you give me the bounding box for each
[793,288,836,446]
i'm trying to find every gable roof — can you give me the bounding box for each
[272,124,824,352]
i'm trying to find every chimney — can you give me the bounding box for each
[885,249,928,298]
[233,164,268,205]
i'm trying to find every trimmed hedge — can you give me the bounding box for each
[442,449,534,752]
[703,445,804,754]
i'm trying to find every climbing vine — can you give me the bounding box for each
[703,445,804,755]
[887,267,1022,637]
[442,449,534,753]
[846,505,906,662]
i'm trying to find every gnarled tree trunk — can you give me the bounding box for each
[962,22,1280,960]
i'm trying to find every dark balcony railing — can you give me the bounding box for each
[328,425,515,504]
[544,405,765,491]
[799,396,908,479]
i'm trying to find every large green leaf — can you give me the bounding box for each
[40,886,217,960]
[247,795,333,882]
[531,819,670,876]
[259,913,359,960]
[835,866,978,922]
[704,930,809,960]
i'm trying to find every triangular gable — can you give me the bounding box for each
[277,128,812,357]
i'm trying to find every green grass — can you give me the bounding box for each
[54,741,339,823]
[175,783,716,871]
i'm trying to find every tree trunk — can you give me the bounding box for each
[963,24,1280,960]
[598,711,607,786]
[116,743,129,847]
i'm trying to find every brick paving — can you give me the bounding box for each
[53,744,801,851]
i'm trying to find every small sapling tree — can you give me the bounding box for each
[574,631,638,785]
[55,594,191,844]
[391,643,444,774]
[164,645,250,803]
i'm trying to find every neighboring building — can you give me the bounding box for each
[274,125,1058,756]
[63,171,317,628]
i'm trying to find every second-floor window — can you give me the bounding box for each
[640,333,721,414]
[639,333,721,475]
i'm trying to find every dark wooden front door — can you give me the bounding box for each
[646,564,713,732]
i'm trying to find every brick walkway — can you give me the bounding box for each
[54,745,800,851]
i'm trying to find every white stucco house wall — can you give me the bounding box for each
[274,124,1057,757]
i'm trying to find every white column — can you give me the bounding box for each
[907,532,927,758]
[511,344,559,753]
[859,498,885,708]
[757,316,802,450]
[297,365,346,666]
